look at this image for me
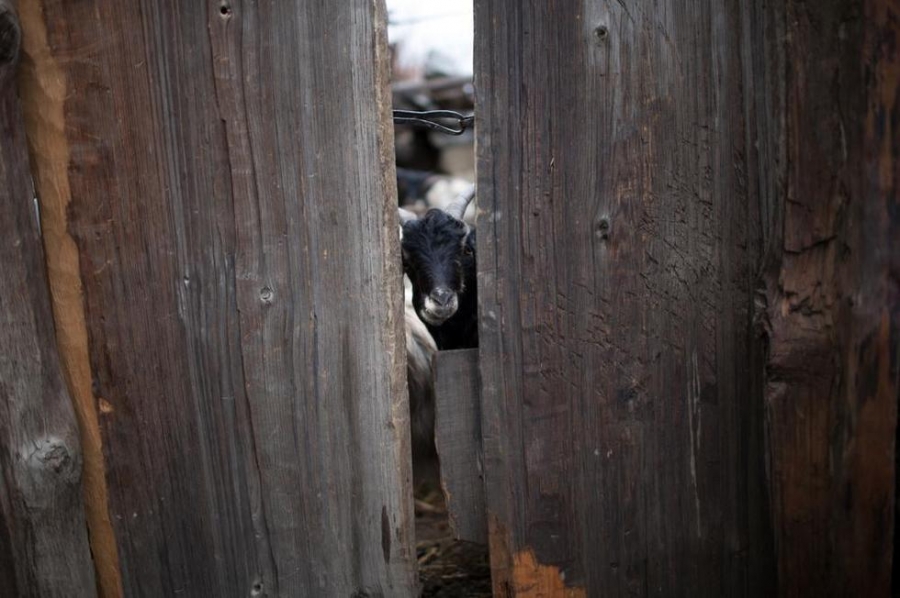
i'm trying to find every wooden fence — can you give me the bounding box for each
[4,0,415,596]
[0,0,897,597]
[471,1,898,595]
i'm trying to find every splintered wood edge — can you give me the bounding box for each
[371,0,419,581]
[17,1,123,596]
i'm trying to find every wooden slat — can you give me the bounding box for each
[434,348,487,544]
[474,1,772,595]
[0,1,97,595]
[20,1,416,596]
[16,1,123,594]
[754,0,898,594]
[475,1,897,596]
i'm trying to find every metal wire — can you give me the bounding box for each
[392,109,474,136]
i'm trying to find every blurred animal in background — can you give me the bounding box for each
[396,167,476,225]
[405,281,439,485]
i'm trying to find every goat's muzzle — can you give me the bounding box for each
[420,287,459,325]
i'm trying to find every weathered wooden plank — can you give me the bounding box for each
[19,1,416,596]
[0,2,97,595]
[16,0,123,594]
[434,348,487,544]
[474,1,772,595]
[754,0,899,594]
[477,0,897,596]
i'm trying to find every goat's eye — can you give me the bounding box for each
[463,244,474,257]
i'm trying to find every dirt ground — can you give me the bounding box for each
[414,485,491,597]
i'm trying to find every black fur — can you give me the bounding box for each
[401,209,478,350]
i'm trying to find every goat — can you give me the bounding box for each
[398,187,478,350]
[401,222,440,485]
[405,294,439,485]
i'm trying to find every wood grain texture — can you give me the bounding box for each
[16,0,123,593]
[22,1,416,596]
[476,0,896,596]
[434,348,487,544]
[755,0,899,594]
[474,0,772,595]
[0,1,97,595]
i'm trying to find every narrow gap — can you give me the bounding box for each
[386,2,490,596]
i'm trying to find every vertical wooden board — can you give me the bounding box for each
[21,1,415,596]
[754,0,898,594]
[474,1,772,595]
[434,348,487,544]
[16,0,123,594]
[0,2,97,595]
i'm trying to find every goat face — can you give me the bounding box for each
[401,209,473,327]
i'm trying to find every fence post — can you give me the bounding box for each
[17,1,416,596]
[756,0,899,593]
[474,0,897,595]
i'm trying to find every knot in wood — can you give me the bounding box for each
[27,438,80,480]
[593,24,609,44]
[595,217,611,240]
[20,437,83,509]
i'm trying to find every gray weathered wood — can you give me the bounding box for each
[21,1,416,596]
[434,348,486,544]
[0,1,97,595]
[474,1,771,595]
